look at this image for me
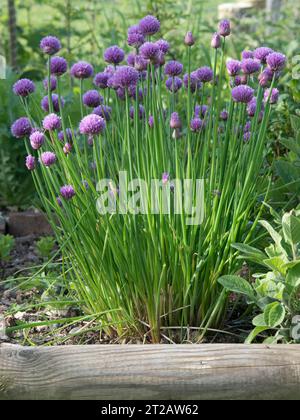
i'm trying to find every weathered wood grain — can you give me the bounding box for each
[0,344,300,400]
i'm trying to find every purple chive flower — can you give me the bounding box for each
[139,15,160,36]
[156,39,170,54]
[11,117,31,138]
[162,172,169,185]
[41,151,57,167]
[170,112,181,129]
[244,121,251,133]
[58,128,74,143]
[241,58,261,75]
[231,85,254,103]
[166,77,183,93]
[211,32,221,49]
[184,31,195,46]
[244,131,251,142]
[190,117,203,132]
[93,105,112,121]
[220,110,229,120]
[57,196,63,207]
[79,114,106,135]
[258,67,274,87]
[104,46,125,65]
[26,155,36,171]
[139,42,159,61]
[165,60,183,77]
[194,105,208,118]
[50,56,68,76]
[128,85,144,100]
[226,59,241,76]
[196,66,213,83]
[128,31,145,48]
[113,65,139,88]
[242,50,254,60]
[43,76,57,92]
[94,72,111,89]
[218,19,231,37]
[247,98,257,117]
[40,36,61,55]
[116,87,126,100]
[183,72,201,93]
[148,115,154,128]
[60,185,75,200]
[253,47,273,63]
[63,142,72,155]
[129,104,145,120]
[30,131,45,150]
[41,94,65,113]
[43,113,61,131]
[153,51,165,66]
[83,90,103,108]
[70,61,94,79]
[13,79,35,97]
[134,55,149,72]
[232,75,242,86]
[127,52,136,67]
[266,52,286,72]
[128,24,140,34]
[264,88,279,104]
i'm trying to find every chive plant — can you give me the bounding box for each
[11,18,286,342]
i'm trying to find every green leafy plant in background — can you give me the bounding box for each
[271,114,300,207]
[0,234,15,262]
[0,71,36,207]
[219,208,300,344]
[36,236,56,259]
[0,234,15,279]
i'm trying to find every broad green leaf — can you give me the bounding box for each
[262,257,287,276]
[260,220,288,260]
[275,160,300,185]
[260,220,283,247]
[252,313,267,327]
[264,302,286,328]
[232,243,266,263]
[245,326,270,344]
[290,114,300,133]
[286,262,300,287]
[279,138,300,156]
[263,336,281,344]
[289,285,300,313]
[218,275,255,299]
[282,212,300,247]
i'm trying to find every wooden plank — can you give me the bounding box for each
[0,344,300,400]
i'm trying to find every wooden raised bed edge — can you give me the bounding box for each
[0,344,300,400]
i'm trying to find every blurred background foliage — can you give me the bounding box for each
[0,0,299,209]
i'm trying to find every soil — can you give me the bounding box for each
[1,234,41,279]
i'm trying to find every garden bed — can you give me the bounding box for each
[0,344,300,400]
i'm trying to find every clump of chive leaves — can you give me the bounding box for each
[11,17,286,343]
